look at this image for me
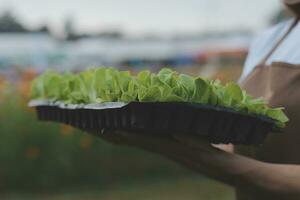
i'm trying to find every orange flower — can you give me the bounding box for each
[60,125,74,136]
[18,69,38,101]
[79,136,93,150]
[26,147,40,160]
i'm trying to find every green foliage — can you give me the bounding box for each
[0,91,190,191]
[30,67,288,128]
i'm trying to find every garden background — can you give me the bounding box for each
[0,1,288,199]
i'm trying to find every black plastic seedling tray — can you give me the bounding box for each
[30,101,279,145]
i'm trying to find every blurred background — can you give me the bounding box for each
[0,0,292,199]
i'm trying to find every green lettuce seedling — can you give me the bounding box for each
[30,67,289,128]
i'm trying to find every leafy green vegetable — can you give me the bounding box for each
[30,67,289,128]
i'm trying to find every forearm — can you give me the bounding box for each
[239,163,300,197]
[99,131,300,198]
[162,146,237,185]
[196,147,300,198]
[164,150,237,185]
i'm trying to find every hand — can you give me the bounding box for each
[90,129,225,176]
[90,129,300,199]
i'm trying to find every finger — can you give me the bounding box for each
[212,144,234,153]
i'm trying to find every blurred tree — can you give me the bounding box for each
[36,25,50,33]
[96,30,123,39]
[0,11,27,32]
[64,17,74,36]
[64,16,80,40]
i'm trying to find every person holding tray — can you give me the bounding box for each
[100,0,300,199]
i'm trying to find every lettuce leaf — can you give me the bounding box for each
[30,67,289,128]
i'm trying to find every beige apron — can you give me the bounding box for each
[236,17,300,199]
[236,18,300,163]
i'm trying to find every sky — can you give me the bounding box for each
[0,0,283,36]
